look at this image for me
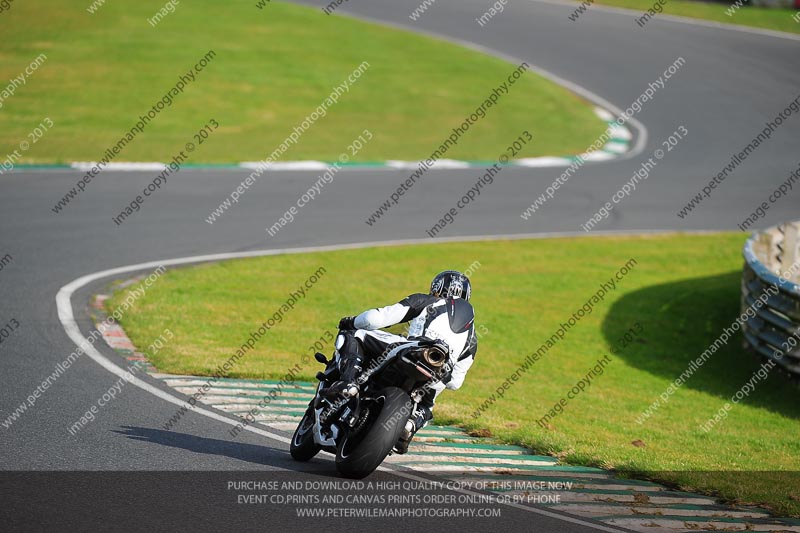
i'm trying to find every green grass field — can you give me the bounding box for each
[108,234,800,516]
[594,0,800,34]
[0,0,606,164]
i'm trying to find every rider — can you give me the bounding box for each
[326,270,478,454]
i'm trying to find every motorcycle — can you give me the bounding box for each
[290,333,451,479]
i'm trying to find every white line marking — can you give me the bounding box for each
[239,161,330,171]
[428,159,474,169]
[608,127,633,141]
[581,151,617,162]
[514,157,574,167]
[71,162,168,171]
[603,142,629,154]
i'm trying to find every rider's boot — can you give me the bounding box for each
[321,332,364,399]
[393,405,432,454]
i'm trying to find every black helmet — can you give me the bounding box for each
[430,270,471,301]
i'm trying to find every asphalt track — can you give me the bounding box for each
[1,0,798,530]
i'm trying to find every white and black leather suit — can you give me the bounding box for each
[335,293,478,429]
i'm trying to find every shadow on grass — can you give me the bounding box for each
[601,270,800,419]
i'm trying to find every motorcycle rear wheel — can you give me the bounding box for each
[335,387,411,479]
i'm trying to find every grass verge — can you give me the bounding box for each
[108,234,800,516]
[0,0,605,163]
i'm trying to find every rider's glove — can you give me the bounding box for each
[338,316,357,331]
[439,362,453,384]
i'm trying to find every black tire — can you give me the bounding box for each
[290,406,321,461]
[335,387,412,479]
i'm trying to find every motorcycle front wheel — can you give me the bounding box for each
[290,405,321,461]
